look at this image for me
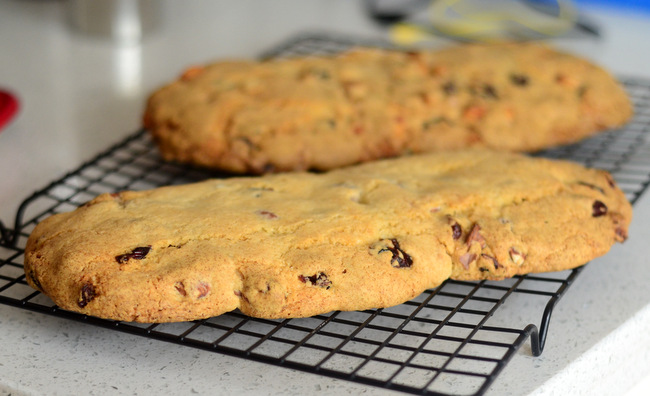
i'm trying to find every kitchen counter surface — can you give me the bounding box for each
[1,1,649,395]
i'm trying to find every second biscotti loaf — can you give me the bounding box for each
[144,42,632,174]
[24,150,631,322]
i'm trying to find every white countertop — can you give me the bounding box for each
[1,1,649,395]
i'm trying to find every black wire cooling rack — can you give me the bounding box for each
[2,34,650,396]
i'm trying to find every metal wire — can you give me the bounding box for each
[1,34,650,396]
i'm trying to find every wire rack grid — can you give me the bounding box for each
[1,34,650,396]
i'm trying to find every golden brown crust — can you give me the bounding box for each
[24,150,631,323]
[144,42,632,173]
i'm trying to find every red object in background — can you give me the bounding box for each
[0,90,19,131]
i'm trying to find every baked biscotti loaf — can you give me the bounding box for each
[143,42,632,174]
[24,150,631,323]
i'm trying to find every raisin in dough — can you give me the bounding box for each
[144,42,632,174]
[24,150,632,322]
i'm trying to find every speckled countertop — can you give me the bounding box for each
[1,1,649,395]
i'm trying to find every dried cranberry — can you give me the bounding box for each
[483,84,498,99]
[174,282,187,296]
[378,239,413,268]
[451,222,462,240]
[78,283,96,308]
[592,200,608,217]
[298,272,331,289]
[197,282,210,298]
[115,246,151,264]
[442,81,457,95]
[481,254,501,269]
[256,210,278,219]
[509,74,529,86]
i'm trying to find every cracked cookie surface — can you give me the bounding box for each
[24,150,632,322]
[144,42,632,174]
